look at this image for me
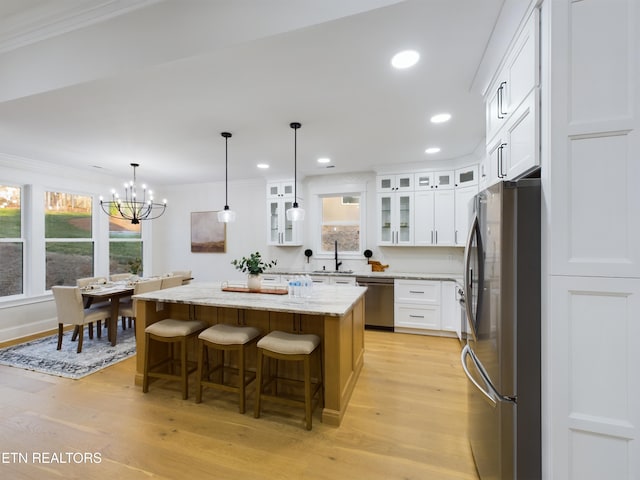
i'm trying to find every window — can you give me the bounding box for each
[45,191,93,288]
[108,218,143,276]
[0,185,23,297]
[320,195,361,253]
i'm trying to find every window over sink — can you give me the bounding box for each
[320,195,361,254]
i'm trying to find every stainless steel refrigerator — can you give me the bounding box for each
[461,179,541,480]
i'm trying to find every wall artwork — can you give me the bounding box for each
[190,211,226,253]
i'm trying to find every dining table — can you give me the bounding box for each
[81,283,134,346]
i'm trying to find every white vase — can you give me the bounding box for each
[247,274,262,292]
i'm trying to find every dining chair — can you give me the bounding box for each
[119,278,163,330]
[52,286,111,353]
[171,270,192,285]
[110,273,132,282]
[161,275,184,289]
[76,276,111,313]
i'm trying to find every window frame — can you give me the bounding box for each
[309,182,367,261]
[44,189,95,289]
[0,183,25,300]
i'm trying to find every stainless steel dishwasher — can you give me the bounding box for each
[356,276,394,330]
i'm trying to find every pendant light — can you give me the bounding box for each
[286,122,305,221]
[217,131,236,223]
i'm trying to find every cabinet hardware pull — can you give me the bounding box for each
[455,230,458,244]
[409,290,425,294]
[435,231,438,244]
[431,231,434,244]
[497,81,507,119]
[409,315,425,319]
[499,143,508,178]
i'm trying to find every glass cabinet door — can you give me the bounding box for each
[283,199,294,243]
[398,194,412,243]
[378,194,392,243]
[269,200,280,243]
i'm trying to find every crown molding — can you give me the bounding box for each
[0,0,162,55]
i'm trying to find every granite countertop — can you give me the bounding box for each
[134,281,366,317]
[267,269,462,283]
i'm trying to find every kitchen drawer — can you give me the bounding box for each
[261,274,282,284]
[394,280,441,304]
[331,277,356,286]
[309,275,330,285]
[394,304,441,330]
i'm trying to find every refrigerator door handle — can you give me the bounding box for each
[463,213,479,340]
[461,344,497,407]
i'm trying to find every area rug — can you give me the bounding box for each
[0,324,136,380]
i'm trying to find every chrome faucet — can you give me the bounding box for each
[334,240,342,271]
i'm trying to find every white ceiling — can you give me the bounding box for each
[0,0,504,186]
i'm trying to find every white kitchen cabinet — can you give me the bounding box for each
[485,9,539,144]
[440,281,458,333]
[377,192,413,246]
[289,274,355,286]
[503,89,539,180]
[267,197,303,246]
[309,275,330,285]
[266,181,303,246]
[414,172,434,190]
[261,274,283,285]
[485,90,539,187]
[454,184,477,246]
[394,279,441,333]
[394,279,460,337]
[413,190,455,246]
[376,174,413,193]
[330,276,356,286]
[433,171,454,190]
[454,165,478,188]
[267,181,295,199]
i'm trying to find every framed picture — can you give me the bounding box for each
[190,211,226,253]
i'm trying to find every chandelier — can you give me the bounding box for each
[100,163,167,224]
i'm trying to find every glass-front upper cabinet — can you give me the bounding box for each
[376,174,413,193]
[377,192,413,246]
[267,181,295,199]
[414,172,434,190]
[433,171,454,190]
[266,198,302,246]
[455,165,479,188]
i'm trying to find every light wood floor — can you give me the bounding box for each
[0,330,478,480]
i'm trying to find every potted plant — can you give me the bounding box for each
[231,252,277,291]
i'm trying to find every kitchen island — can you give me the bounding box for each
[133,282,366,426]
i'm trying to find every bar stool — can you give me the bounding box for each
[195,323,261,413]
[143,318,208,400]
[254,330,323,430]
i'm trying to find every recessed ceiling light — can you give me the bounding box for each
[257,163,269,169]
[317,157,331,164]
[425,147,441,155]
[431,113,451,123]
[391,50,420,69]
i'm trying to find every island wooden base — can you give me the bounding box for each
[134,297,365,427]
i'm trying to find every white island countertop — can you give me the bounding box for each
[134,281,367,317]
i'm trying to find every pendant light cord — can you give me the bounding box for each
[225,135,228,207]
[290,122,301,207]
[221,132,232,209]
